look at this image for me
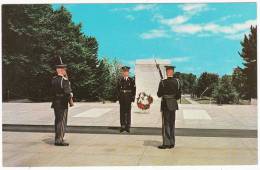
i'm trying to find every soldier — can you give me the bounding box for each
[51,57,73,146]
[117,66,136,133]
[157,65,181,149]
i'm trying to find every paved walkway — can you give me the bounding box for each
[2,100,257,129]
[3,132,257,166]
[183,95,200,105]
[2,100,258,166]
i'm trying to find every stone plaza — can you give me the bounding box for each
[2,97,258,166]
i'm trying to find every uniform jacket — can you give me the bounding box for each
[117,77,136,104]
[157,77,181,112]
[51,75,72,109]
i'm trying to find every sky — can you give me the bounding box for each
[52,3,256,76]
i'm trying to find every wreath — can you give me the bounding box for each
[137,92,153,110]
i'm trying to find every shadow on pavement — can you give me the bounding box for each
[143,140,161,148]
[134,111,150,114]
[42,137,54,145]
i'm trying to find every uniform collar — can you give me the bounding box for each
[57,74,68,80]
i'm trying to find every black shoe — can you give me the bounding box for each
[55,142,69,146]
[169,145,175,149]
[158,145,168,149]
[126,128,130,133]
[120,128,125,133]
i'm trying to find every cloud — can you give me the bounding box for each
[112,4,157,12]
[160,15,190,26]
[140,29,169,39]
[171,57,190,63]
[172,24,202,34]
[179,3,209,15]
[132,4,157,11]
[170,19,256,36]
[145,3,255,41]
[218,14,242,22]
[224,32,249,40]
[155,4,208,27]
[126,15,135,21]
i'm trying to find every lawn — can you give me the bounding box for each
[178,97,191,104]
[194,97,215,104]
[193,97,251,105]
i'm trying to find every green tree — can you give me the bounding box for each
[232,67,248,99]
[106,58,122,101]
[213,75,239,104]
[196,72,219,97]
[173,72,196,94]
[2,4,117,102]
[2,5,55,101]
[238,26,257,99]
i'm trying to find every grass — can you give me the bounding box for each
[194,97,216,104]
[193,97,251,105]
[237,99,251,105]
[178,97,191,104]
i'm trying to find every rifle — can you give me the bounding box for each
[155,58,182,103]
[154,58,164,87]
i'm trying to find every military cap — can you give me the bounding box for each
[55,56,67,68]
[121,66,130,71]
[165,65,176,70]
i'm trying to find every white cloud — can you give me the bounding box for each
[140,29,169,39]
[179,3,209,15]
[126,15,135,21]
[155,4,208,27]
[132,4,156,11]
[145,3,255,41]
[160,15,190,26]
[170,19,256,37]
[218,14,242,22]
[224,32,248,40]
[112,4,157,12]
[172,24,202,34]
[171,57,190,63]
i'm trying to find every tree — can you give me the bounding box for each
[106,58,122,101]
[238,26,257,99]
[2,4,119,102]
[232,67,248,99]
[173,72,196,94]
[96,58,111,101]
[196,72,219,97]
[2,5,55,101]
[212,75,239,104]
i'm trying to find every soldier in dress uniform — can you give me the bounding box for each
[117,66,136,133]
[157,65,181,149]
[51,57,73,146]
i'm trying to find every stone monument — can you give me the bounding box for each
[135,59,171,99]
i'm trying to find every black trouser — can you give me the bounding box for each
[162,109,176,146]
[120,102,131,129]
[54,108,68,143]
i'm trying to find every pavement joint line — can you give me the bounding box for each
[2,124,257,138]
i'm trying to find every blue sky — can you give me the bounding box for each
[52,3,256,76]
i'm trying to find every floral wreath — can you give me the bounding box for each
[137,92,153,110]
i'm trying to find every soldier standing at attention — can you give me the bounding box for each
[51,57,73,146]
[117,66,136,133]
[157,65,181,149]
